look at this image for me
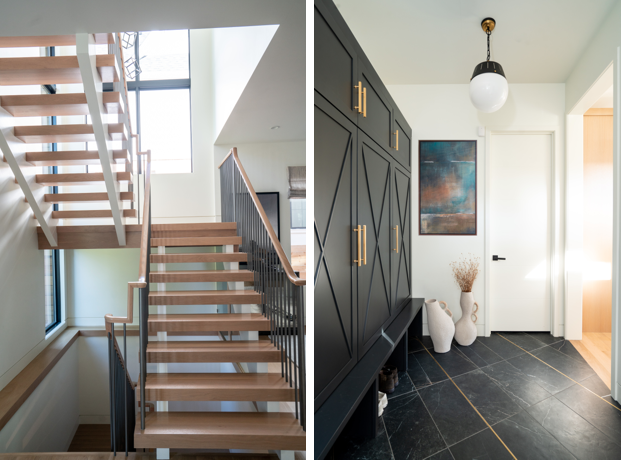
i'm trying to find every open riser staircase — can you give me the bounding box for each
[105,151,306,458]
[0,32,305,458]
[0,32,138,247]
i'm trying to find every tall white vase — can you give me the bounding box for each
[425,299,454,353]
[454,292,479,346]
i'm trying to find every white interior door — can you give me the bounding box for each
[490,133,552,331]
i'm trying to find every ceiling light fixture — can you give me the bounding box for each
[469,18,508,113]
[271,126,280,130]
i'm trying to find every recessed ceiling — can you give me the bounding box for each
[334,0,617,84]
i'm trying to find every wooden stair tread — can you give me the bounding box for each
[146,340,281,363]
[148,313,269,332]
[148,289,261,305]
[136,373,295,402]
[36,172,131,186]
[150,252,247,263]
[152,223,236,231]
[51,209,136,219]
[150,269,254,283]
[0,34,114,48]
[0,92,123,116]
[0,55,119,85]
[26,149,129,166]
[151,236,242,247]
[14,123,127,143]
[45,192,134,203]
[133,411,305,450]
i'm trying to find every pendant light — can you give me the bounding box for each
[469,18,508,113]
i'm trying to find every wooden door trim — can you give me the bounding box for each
[484,127,562,337]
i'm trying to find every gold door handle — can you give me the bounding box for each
[362,225,367,265]
[393,130,399,151]
[354,225,362,266]
[362,87,367,118]
[393,225,399,252]
[354,82,363,114]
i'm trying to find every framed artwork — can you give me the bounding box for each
[419,140,477,235]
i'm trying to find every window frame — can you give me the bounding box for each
[106,30,193,173]
[290,198,306,230]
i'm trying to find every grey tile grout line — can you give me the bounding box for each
[416,341,519,460]
[414,384,453,459]
[496,333,621,413]
[546,392,621,456]
[380,414,397,461]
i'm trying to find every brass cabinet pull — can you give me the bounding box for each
[354,225,362,266]
[393,130,399,151]
[393,225,399,252]
[354,82,363,114]
[362,87,367,118]
[362,225,367,265]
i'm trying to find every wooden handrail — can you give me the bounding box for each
[219,148,305,286]
[105,149,151,326]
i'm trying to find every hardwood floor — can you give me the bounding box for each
[68,425,111,452]
[571,332,612,390]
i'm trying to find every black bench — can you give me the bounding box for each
[315,298,424,459]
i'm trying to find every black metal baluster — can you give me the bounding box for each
[107,332,114,451]
[111,325,117,456]
[124,323,128,456]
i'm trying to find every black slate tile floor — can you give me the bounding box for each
[333,333,621,460]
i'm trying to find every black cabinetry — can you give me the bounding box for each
[314,0,413,412]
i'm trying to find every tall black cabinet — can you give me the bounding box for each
[314,0,413,411]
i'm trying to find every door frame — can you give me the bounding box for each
[484,127,563,337]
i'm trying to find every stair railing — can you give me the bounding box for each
[104,149,152,451]
[219,147,306,430]
[106,322,136,455]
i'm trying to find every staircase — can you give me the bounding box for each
[0,32,305,458]
[0,32,137,247]
[131,223,305,453]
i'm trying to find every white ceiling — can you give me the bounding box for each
[334,0,618,84]
[0,0,305,144]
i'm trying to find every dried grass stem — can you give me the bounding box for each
[450,253,480,292]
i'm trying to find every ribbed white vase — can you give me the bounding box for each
[425,299,454,353]
[454,292,479,346]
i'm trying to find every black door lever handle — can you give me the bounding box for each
[493,255,506,261]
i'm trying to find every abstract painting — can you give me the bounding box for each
[419,141,476,235]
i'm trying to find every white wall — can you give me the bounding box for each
[386,83,566,335]
[0,342,79,453]
[565,1,621,113]
[214,141,306,260]
[65,249,140,327]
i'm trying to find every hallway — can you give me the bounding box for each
[331,332,621,460]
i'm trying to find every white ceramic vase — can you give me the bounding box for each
[425,299,454,353]
[454,292,479,346]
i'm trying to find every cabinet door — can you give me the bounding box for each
[391,109,412,170]
[357,59,393,154]
[391,164,412,315]
[314,91,357,410]
[314,2,358,123]
[357,131,392,357]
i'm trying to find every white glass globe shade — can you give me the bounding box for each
[469,73,508,113]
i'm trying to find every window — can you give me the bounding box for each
[291,199,306,229]
[44,249,61,333]
[122,30,192,174]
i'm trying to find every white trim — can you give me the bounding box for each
[612,46,621,401]
[484,127,563,337]
[76,33,126,246]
